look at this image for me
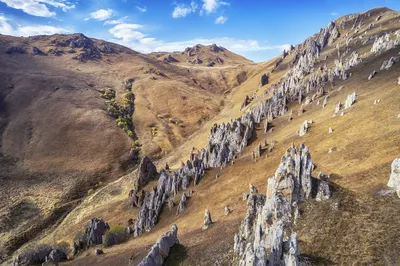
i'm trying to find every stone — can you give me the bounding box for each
[240,95,250,110]
[316,173,332,201]
[129,189,144,208]
[338,86,343,91]
[368,70,377,80]
[203,209,213,229]
[134,156,158,191]
[299,120,311,136]
[225,206,231,215]
[94,249,104,255]
[32,46,46,56]
[137,225,179,266]
[250,184,258,194]
[176,193,187,215]
[344,91,356,109]
[322,96,329,108]
[259,74,269,88]
[85,218,109,245]
[329,127,333,133]
[48,249,67,263]
[328,148,333,153]
[387,158,400,197]
[233,145,323,265]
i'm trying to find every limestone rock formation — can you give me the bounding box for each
[371,31,400,54]
[344,91,357,109]
[233,145,332,265]
[134,156,158,191]
[203,209,213,230]
[380,56,398,70]
[176,193,187,215]
[299,120,312,136]
[240,96,250,110]
[259,74,269,88]
[387,158,400,197]
[225,206,231,215]
[137,225,179,266]
[85,218,110,245]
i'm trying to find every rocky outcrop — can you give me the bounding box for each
[388,158,400,197]
[32,46,46,56]
[371,31,400,54]
[6,46,26,54]
[176,193,187,215]
[85,218,110,245]
[163,55,178,63]
[344,91,357,109]
[134,156,158,191]
[203,209,213,229]
[299,120,312,136]
[240,95,250,110]
[210,44,224,53]
[136,225,179,266]
[380,56,398,70]
[233,145,332,265]
[259,74,269,88]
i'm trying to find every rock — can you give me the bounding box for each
[168,198,174,210]
[233,145,323,265]
[316,173,332,201]
[203,209,213,229]
[32,46,46,55]
[259,74,269,88]
[322,96,328,108]
[249,184,258,194]
[5,46,26,54]
[387,158,400,197]
[225,206,231,215]
[176,193,187,215]
[134,156,158,191]
[304,96,312,105]
[163,55,178,63]
[48,249,67,263]
[344,91,356,109]
[368,70,377,80]
[240,95,250,110]
[210,43,223,52]
[85,218,109,245]
[334,102,342,115]
[328,148,333,153]
[329,127,333,133]
[338,86,343,91]
[94,249,104,255]
[137,225,179,266]
[129,189,144,208]
[299,120,311,136]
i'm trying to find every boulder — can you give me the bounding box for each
[85,218,109,245]
[134,156,158,191]
[176,193,187,215]
[344,91,356,109]
[225,206,231,215]
[299,120,311,136]
[387,158,400,197]
[137,225,179,266]
[259,74,269,88]
[203,209,213,229]
[368,70,377,80]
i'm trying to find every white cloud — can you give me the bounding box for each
[215,15,227,24]
[109,23,144,42]
[0,14,70,36]
[136,6,147,13]
[86,9,115,21]
[330,12,338,16]
[0,0,75,17]
[104,16,129,25]
[172,1,198,18]
[201,0,229,14]
[107,22,289,56]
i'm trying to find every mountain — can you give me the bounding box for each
[150,43,253,66]
[1,6,400,266]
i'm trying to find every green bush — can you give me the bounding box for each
[87,188,94,196]
[102,225,128,247]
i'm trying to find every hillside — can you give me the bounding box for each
[150,43,253,66]
[1,6,400,266]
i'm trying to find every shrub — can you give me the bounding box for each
[102,225,128,247]
[87,188,94,196]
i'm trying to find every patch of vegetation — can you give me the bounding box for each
[87,188,94,196]
[103,225,128,248]
[144,67,166,77]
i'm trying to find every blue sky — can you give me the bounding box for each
[0,0,399,62]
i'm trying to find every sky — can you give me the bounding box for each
[0,0,399,62]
